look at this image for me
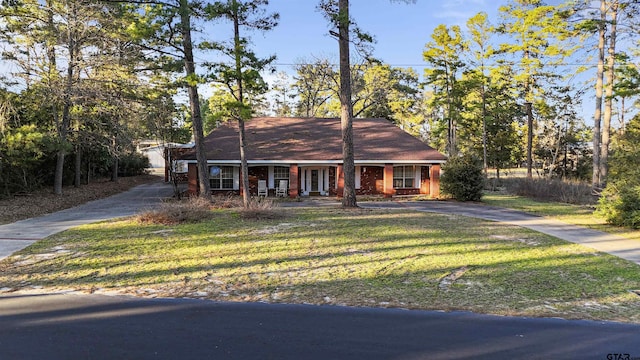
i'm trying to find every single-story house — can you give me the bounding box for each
[179,117,447,198]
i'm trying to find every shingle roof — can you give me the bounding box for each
[180,117,447,162]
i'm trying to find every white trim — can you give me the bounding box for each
[355,166,361,189]
[300,166,330,196]
[325,168,330,192]
[268,166,274,188]
[393,165,418,189]
[184,159,446,165]
[233,167,240,190]
[301,169,307,193]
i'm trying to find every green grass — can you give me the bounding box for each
[482,192,640,243]
[1,207,639,323]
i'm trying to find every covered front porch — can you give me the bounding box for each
[186,161,442,199]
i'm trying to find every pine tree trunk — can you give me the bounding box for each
[524,49,533,179]
[338,0,357,208]
[74,146,81,188]
[54,151,65,194]
[232,1,250,207]
[179,0,210,198]
[54,4,76,195]
[601,0,617,187]
[111,156,119,183]
[592,0,606,191]
[481,81,488,175]
[46,0,65,195]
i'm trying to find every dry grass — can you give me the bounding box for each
[496,178,597,205]
[135,197,217,225]
[238,198,284,220]
[0,175,161,225]
[136,196,284,224]
[210,195,243,208]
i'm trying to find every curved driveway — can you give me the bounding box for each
[0,181,174,261]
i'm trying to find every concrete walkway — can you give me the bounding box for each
[0,181,174,261]
[359,201,640,266]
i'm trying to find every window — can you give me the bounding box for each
[274,166,289,184]
[174,161,187,173]
[209,166,234,189]
[393,166,415,188]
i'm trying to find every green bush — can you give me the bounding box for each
[597,183,640,229]
[440,154,485,202]
[118,152,150,177]
[596,115,640,228]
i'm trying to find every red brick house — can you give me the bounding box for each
[180,117,447,198]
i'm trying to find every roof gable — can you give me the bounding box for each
[181,117,446,162]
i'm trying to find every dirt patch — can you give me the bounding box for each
[438,266,469,290]
[0,175,161,225]
[491,234,540,246]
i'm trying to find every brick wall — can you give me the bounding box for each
[248,166,268,196]
[357,166,384,195]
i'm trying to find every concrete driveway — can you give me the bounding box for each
[0,181,174,261]
[358,201,640,266]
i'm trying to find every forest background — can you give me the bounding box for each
[0,0,639,222]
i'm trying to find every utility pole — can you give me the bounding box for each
[525,101,533,178]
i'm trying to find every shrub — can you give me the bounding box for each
[210,195,243,209]
[440,154,485,202]
[136,197,214,225]
[119,152,150,177]
[500,178,596,205]
[238,197,284,220]
[596,183,640,229]
[596,115,640,228]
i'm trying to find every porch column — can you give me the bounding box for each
[289,164,299,198]
[383,164,395,198]
[336,165,344,198]
[187,163,198,195]
[430,164,441,198]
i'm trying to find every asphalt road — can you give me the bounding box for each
[1,293,639,360]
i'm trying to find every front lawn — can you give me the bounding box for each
[1,207,639,323]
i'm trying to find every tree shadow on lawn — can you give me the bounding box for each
[2,209,640,322]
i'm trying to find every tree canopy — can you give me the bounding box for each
[1,0,640,212]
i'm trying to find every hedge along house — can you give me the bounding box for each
[180,117,447,198]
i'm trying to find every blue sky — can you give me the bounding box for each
[1,0,600,122]
[212,0,602,124]
[236,0,499,69]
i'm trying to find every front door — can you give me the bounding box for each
[311,170,319,192]
[302,167,329,196]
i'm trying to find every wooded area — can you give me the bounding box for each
[1,0,639,219]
